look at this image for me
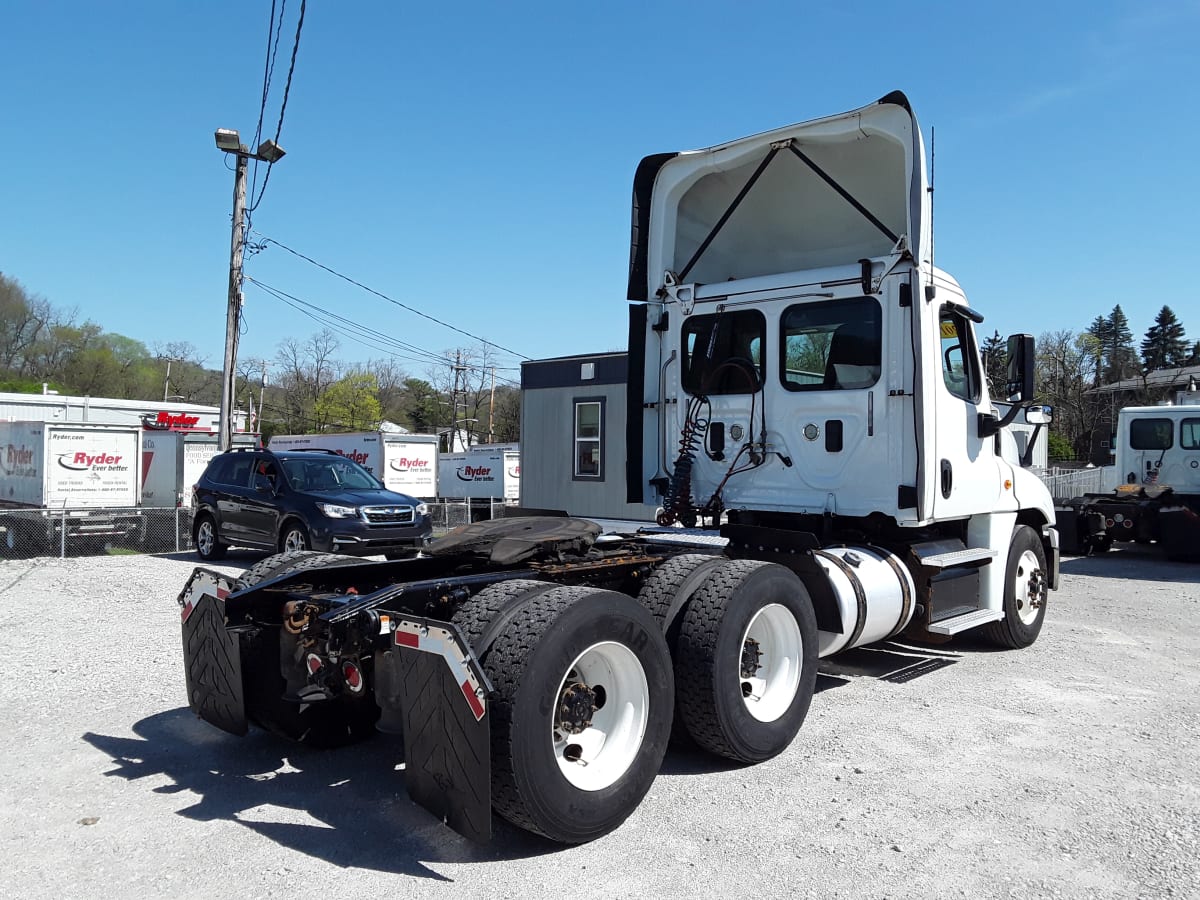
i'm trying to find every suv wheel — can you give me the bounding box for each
[194,513,227,561]
[279,522,311,553]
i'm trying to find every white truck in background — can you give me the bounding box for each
[268,431,439,499]
[0,421,143,556]
[1056,402,1200,560]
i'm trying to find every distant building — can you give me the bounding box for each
[0,390,245,433]
[520,353,658,521]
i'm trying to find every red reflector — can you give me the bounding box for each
[395,630,420,649]
[342,661,362,690]
[1123,519,1133,528]
[1105,519,1115,528]
[306,654,323,675]
[461,679,485,720]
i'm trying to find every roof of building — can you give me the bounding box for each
[1087,365,1200,396]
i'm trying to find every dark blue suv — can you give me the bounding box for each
[192,448,433,561]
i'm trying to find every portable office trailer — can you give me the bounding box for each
[520,353,659,520]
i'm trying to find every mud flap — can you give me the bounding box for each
[375,616,492,842]
[180,569,247,736]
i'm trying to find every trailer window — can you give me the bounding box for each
[681,310,765,395]
[780,297,881,391]
[1183,419,1200,450]
[939,308,981,403]
[1129,418,1173,451]
[573,398,604,479]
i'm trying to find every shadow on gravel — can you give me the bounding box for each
[818,642,960,680]
[1060,548,1200,583]
[152,549,260,568]
[82,709,562,880]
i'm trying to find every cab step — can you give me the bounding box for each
[919,547,998,569]
[926,608,1003,636]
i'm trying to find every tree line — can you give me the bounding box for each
[0,272,520,444]
[982,304,1199,462]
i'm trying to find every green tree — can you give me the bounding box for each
[314,372,382,431]
[1046,431,1074,461]
[980,330,1006,398]
[1140,305,1188,371]
[1086,305,1138,384]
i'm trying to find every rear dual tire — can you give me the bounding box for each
[453,582,673,843]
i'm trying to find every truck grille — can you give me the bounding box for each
[362,505,415,525]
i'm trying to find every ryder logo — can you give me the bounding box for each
[58,451,126,472]
[3,444,37,478]
[390,457,430,471]
[141,411,201,430]
[456,465,494,482]
[334,449,370,465]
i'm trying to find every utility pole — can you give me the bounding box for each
[213,128,285,451]
[258,360,268,434]
[162,358,174,403]
[219,154,247,451]
[488,366,495,443]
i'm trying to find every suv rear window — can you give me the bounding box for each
[208,454,256,487]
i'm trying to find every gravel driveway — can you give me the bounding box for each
[0,546,1196,899]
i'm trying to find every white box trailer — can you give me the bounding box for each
[437,450,520,501]
[0,421,143,555]
[142,431,258,508]
[268,431,440,499]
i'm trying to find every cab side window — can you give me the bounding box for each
[939,307,981,403]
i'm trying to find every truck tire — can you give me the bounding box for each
[236,549,360,591]
[674,560,818,763]
[450,578,556,654]
[982,524,1048,649]
[279,521,311,553]
[636,553,729,638]
[482,585,673,843]
[193,513,227,561]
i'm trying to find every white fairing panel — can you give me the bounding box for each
[643,93,929,293]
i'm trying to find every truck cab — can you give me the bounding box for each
[627,92,1059,642]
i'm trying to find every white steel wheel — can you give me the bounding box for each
[1013,548,1047,626]
[739,603,803,723]
[552,641,649,791]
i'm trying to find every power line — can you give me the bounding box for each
[245,277,523,386]
[253,231,532,359]
[249,0,305,213]
[249,0,287,206]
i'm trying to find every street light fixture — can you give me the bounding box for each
[213,127,286,451]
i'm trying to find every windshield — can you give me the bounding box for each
[280,455,384,492]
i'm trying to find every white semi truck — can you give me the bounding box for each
[0,421,143,555]
[1056,402,1200,559]
[177,92,1058,846]
[268,431,439,499]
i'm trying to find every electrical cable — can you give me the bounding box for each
[251,231,532,359]
[245,277,523,386]
[249,0,306,213]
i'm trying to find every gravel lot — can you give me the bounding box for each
[0,546,1197,899]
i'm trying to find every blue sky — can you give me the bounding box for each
[2,1,1197,385]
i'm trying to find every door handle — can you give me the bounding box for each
[940,459,953,499]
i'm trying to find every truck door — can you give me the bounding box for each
[930,300,1001,519]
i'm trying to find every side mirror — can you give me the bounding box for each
[1024,405,1053,426]
[1005,334,1035,401]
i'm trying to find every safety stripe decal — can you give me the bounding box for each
[393,620,487,721]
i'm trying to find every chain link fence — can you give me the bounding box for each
[0,499,517,560]
[0,507,195,559]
